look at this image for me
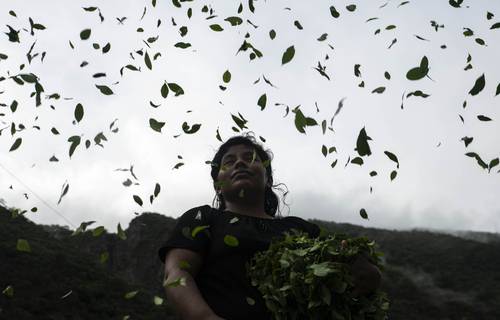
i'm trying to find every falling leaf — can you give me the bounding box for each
[182,122,201,134]
[168,83,184,96]
[74,103,84,123]
[330,6,340,18]
[269,29,276,39]
[210,24,224,32]
[317,33,328,41]
[124,291,139,299]
[469,74,485,96]
[224,235,239,247]
[281,46,295,65]
[346,4,356,11]
[16,239,31,252]
[294,20,303,30]
[133,195,143,206]
[153,296,164,306]
[351,157,364,165]
[257,94,267,110]
[95,85,113,95]
[489,158,499,173]
[359,208,368,220]
[2,285,14,297]
[161,82,169,98]
[80,29,91,40]
[384,151,400,168]
[9,138,22,152]
[448,0,463,8]
[371,87,386,94]
[223,70,231,83]
[68,136,81,157]
[390,170,398,181]
[461,136,473,147]
[149,118,165,133]
[355,127,372,157]
[477,115,492,121]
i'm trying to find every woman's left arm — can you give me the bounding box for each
[349,253,382,296]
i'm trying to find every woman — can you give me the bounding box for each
[158,134,381,320]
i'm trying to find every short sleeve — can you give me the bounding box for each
[158,205,213,264]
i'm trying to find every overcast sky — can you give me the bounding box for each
[1,0,499,234]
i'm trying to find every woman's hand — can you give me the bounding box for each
[349,253,382,296]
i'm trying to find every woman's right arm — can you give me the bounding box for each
[164,248,225,320]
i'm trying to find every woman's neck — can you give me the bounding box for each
[224,202,273,219]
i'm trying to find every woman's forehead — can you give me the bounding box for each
[223,144,256,157]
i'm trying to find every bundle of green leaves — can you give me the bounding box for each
[246,229,389,320]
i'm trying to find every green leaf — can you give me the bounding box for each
[406,56,429,80]
[145,51,152,70]
[281,46,295,65]
[269,29,276,39]
[346,4,357,12]
[161,82,169,98]
[80,29,91,40]
[92,226,105,237]
[117,223,127,240]
[384,71,391,80]
[488,158,499,173]
[487,12,494,20]
[2,285,14,297]
[16,239,31,252]
[466,152,488,169]
[449,0,463,8]
[225,16,243,26]
[369,171,377,177]
[359,208,368,220]
[469,74,485,96]
[100,251,109,263]
[257,94,267,110]
[124,291,139,299]
[321,145,327,157]
[329,6,340,18]
[68,136,81,157]
[9,138,22,152]
[95,85,113,95]
[475,38,486,46]
[182,122,201,134]
[390,170,397,181]
[209,24,224,32]
[384,151,400,168]
[133,195,143,206]
[153,296,164,305]
[154,183,161,198]
[74,103,84,123]
[351,157,364,165]
[149,118,165,133]
[102,42,111,53]
[223,70,231,83]
[496,83,500,96]
[294,20,303,30]
[224,235,239,247]
[168,82,184,96]
[371,86,386,94]
[192,225,210,238]
[355,127,372,156]
[174,42,191,49]
[477,115,491,121]
[490,22,500,29]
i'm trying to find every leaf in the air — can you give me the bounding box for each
[390,170,398,181]
[133,195,143,206]
[489,158,499,173]
[173,162,184,169]
[168,83,184,96]
[469,74,485,96]
[80,29,91,40]
[149,118,165,133]
[161,82,169,98]
[125,291,139,299]
[465,152,488,169]
[384,151,400,168]
[92,226,105,237]
[2,285,14,297]
[384,71,391,80]
[144,51,152,70]
[371,87,386,94]
[487,12,494,20]
[257,94,267,110]
[182,122,201,134]
[224,235,239,247]
[225,16,243,26]
[117,223,127,240]
[174,42,191,49]
[359,208,368,220]
[355,127,372,157]
[154,183,161,198]
[269,29,276,39]
[461,136,473,147]
[74,103,84,123]
[210,24,224,32]
[281,46,295,65]
[330,6,340,18]
[490,22,500,29]
[354,64,361,77]
[223,70,231,83]
[16,239,31,252]
[448,0,463,8]
[321,145,327,157]
[496,83,500,96]
[294,21,303,30]
[475,38,486,46]
[351,157,364,165]
[95,85,113,95]
[9,138,22,152]
[317,33,328,41]
[369,171,377,177]
[68,136,81,157]
[477,115,491,121]
[57,182,69,204]
[407,90,430,98]
[346,4,356,12]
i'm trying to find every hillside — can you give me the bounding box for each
[1,205,499,319]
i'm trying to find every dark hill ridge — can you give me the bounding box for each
[1,205,500,319]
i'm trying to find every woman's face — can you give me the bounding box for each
[216,144,268,199]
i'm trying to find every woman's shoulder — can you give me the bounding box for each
[178,204,216,221]
[279,215,320,238]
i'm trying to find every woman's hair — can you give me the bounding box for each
[210,132,289,217]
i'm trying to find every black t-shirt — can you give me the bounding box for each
[158,205,320,320]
